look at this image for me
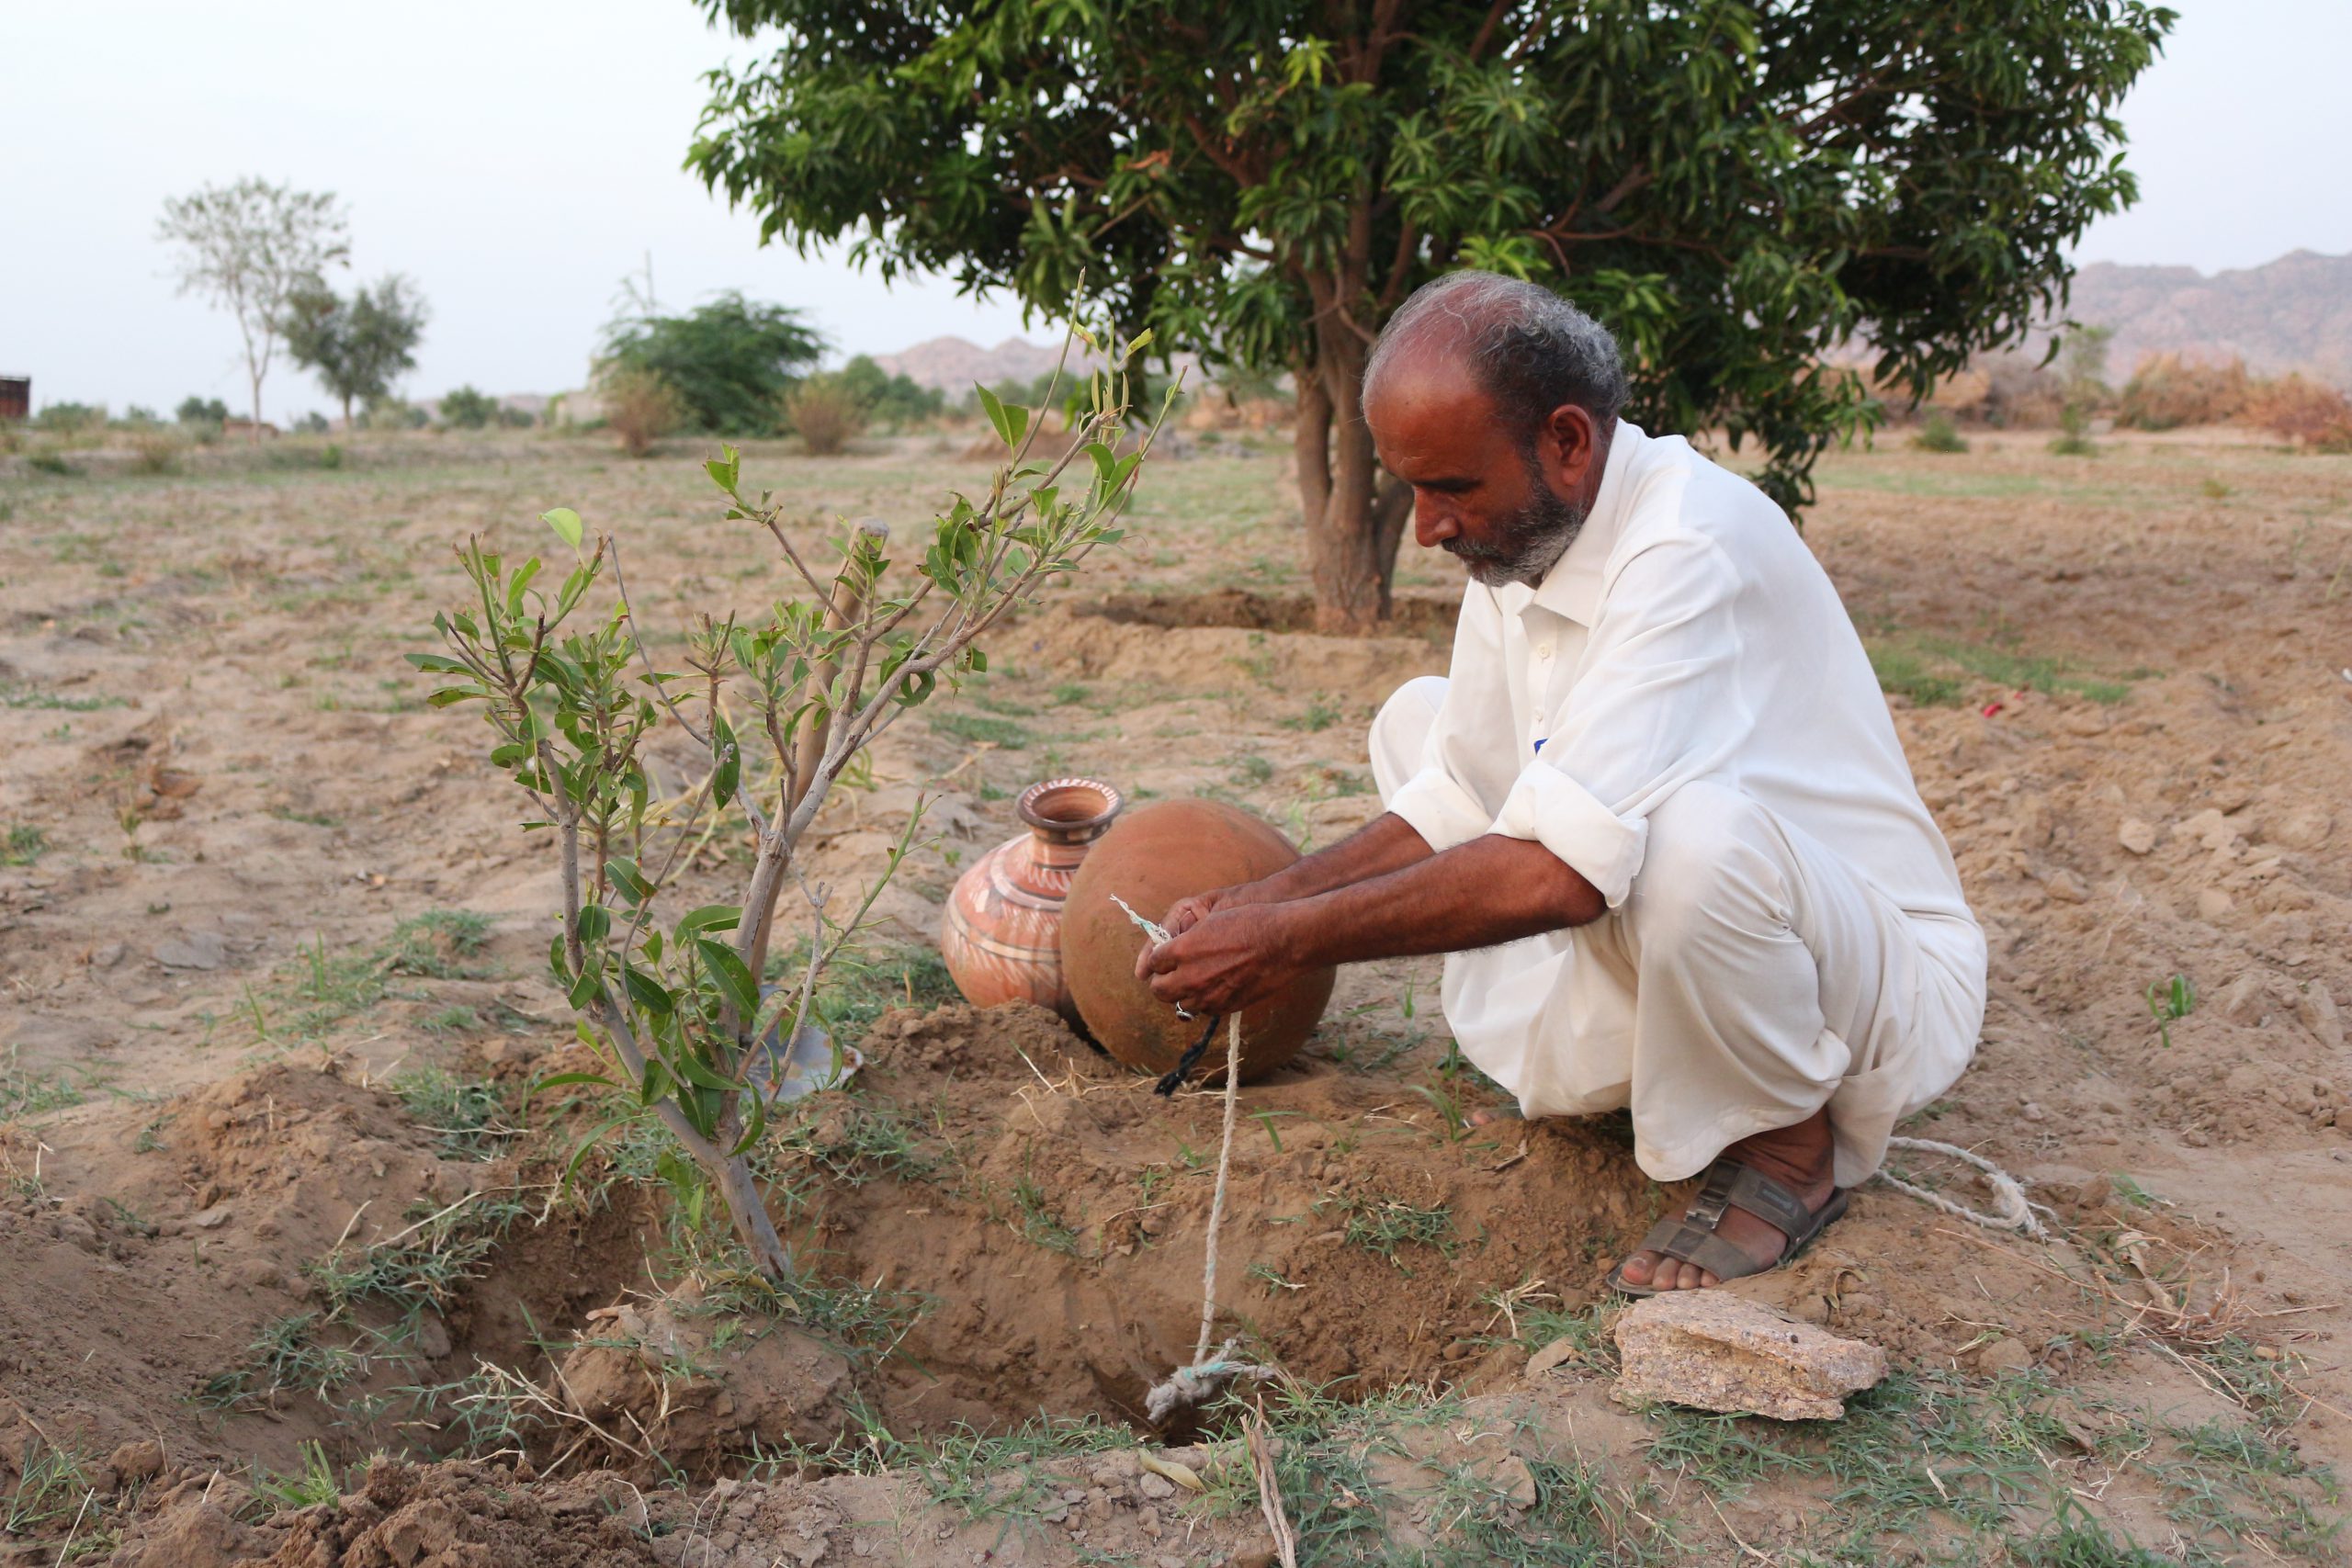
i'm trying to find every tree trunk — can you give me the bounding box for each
[1294,324,1411,634]
[248,367,264,445]
[341,392,354,432]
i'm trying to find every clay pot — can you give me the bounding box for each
[1059,799,1335,1083]
[939,777,1122,1024]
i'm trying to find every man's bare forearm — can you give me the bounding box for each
[1235,811,1434,905]
[1274,833,1603,968]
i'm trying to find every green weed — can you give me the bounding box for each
[2145,973,2195,1049]
[390,1067,512,1159]
[931,711,1032,750]
[250,1441,342,1512]
[0,1047,90,1120]
[1315,1190,1457,1270]
[1,826,46,866]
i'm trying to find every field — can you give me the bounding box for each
[2,424,2348,1565]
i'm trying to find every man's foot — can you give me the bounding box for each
[1615,1108,1838,1292]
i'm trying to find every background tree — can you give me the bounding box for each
[158,178,349,441]
[437,385,500,430]
[601,290,826,435]
[835,354,946,428]
[283,276,430,429]
[691,1,2174,630]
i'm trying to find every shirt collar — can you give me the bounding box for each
[1523,419,1643,627]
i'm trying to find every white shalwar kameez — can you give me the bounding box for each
[1374,422,1986,1190]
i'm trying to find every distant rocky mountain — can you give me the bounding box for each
[2051,250,2352,386]
[869,336,1071,392]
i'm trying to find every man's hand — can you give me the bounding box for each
[1159,879,1269,939]
[1135,902,1303,1017]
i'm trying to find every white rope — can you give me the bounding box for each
[1876,1135,2047,1239]
[1144,1013,1281,1423]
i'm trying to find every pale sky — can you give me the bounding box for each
[4,0,2346,423]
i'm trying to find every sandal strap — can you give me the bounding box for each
[1629,1159,1822,1276]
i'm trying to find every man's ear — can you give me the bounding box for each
[1544,403,1597,490]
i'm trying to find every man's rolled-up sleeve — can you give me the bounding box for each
[1384,585,1507,854]
[1486,534,1752,908]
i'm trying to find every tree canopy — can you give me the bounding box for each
[690,0,2174,628]
[158,178,350,439]
[283,275,429,428]
[599,290,827,435]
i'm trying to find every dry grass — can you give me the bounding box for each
[2119,353,2249,431]
[2243,374,2352,451]
[601,367,684,457]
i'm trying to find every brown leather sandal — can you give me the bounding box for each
[1607,1160,1848,1298]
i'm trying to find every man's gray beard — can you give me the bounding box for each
[1445,464,1588,588]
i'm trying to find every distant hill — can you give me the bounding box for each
[869,336,1070,392]
[2052,250,2352,386]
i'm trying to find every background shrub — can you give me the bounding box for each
[2243,374,2352,451]
[784,374,866,456]
[601,366,684,457]
[2119,353,2247,430]
[437,385,499,430]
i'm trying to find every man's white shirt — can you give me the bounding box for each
[1377,421,1986,1183]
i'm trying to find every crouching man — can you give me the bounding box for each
[1136,271,1984,1294]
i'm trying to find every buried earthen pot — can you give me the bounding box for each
[1060,798,1335,1082]
[939,777,1123,1025]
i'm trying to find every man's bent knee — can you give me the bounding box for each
[1629,780,1792,938]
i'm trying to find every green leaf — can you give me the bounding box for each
[695,937,759,1021]
[574,904,611,945]
[607,857,655,907]
[674,905,742,936]
[623,964,675,1016]
[541,508,584,551]
[975,384,1028,449]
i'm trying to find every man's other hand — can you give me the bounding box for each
[1136,902,1299,1017]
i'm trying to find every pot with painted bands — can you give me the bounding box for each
[939,776,1122,1024]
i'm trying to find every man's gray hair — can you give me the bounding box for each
[1364,271,1629,440]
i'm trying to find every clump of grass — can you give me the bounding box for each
[0,682,124,712]
[250,1441,342,1512]
[197,1313,374,1410]
[775,1100,938,1187]
[1315,1190,1457,1270]
[4,1433,94,1534]
[931,711,1032,750]
[390,1067,512,1159]
[248,910,497,1050]
[304,1190,527,1317]
[0,1046,90,1121]
[1012,1174,1080,1255]
[1,826,46,866]
[1278,699,1344,733]
[1911,412,1970,453]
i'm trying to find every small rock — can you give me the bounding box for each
[110,1439,166,1482]
[191,1204,232,1230]
[2220,972,2272,1025]
[1490,1455,1538,1511]
[2117,818,2157,855]
[2195,887,2234,920]
[1524,1335,1584,1379]
[2074,1174,2113,1212]
[1978,1339,2033,1377]
[1136,1473,1175,1501]
[90,942,126,969]
[1611,1292,1885,1421]
[2298,986,2345,1051]
[2020,1100,2047,1122]
[2271,807,2334,852]
[153,931,228,971]
[413,1314,453,1359]
[2043,869,2089,903]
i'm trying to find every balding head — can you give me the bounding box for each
[1364,272,1628,454]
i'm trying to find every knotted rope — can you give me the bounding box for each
[1877,1135,2048,1239]
[1144,1013,1282,1423]
[1114,898,1283,1421]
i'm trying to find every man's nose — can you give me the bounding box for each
[1413,493,1457,549]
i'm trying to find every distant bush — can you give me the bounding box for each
[176,396,230,435]
[118,405,164,429]
[1910,412,1968,453]
[363,398,429,431]
[1976,353,2064,428]
[2119,353,2247,431]
[494,404,536,429]
[834,355,945,429]
[33,402,107,444]
[602,366,684,457]
[128,429,186,475]
[293,412,330,435]
[438,385,499,429]
[784,374,867,455]
[600,290,824,435]
[2243,375,2352,452]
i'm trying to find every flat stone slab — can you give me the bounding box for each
[1611,1292,1886,1421]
